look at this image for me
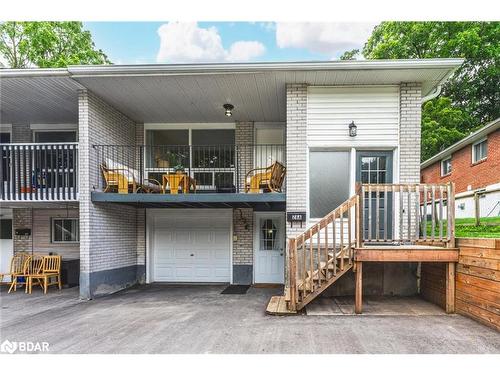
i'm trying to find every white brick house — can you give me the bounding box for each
[0,59,463,299]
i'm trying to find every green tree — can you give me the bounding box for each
[0,21,110,68]
[340,48,360,60]
[421,97,473,161]
[362,22,500,160]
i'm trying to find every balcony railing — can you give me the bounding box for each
[0,143,79,201]
[93,144,285,194]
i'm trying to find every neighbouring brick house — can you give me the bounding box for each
[0,59,463,300]
[421,117,500,219]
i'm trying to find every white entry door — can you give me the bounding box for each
[150,209,231,283]
[0,218,13,273]
[254,213,285,284]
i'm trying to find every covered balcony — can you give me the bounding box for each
[91,144,286,210]
[0,143,79,202]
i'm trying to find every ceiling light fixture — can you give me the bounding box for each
[223,103,234,117]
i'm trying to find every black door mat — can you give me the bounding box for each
[221,285,251,294]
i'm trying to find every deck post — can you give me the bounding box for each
[288,238,297,311]
[355,261,363,314]
[446,262,456,313]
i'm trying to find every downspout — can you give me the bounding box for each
[421,84,442,103]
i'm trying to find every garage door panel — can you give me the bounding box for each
[152,210,231,283]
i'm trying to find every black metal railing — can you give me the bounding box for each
[93,144,285,194]
[0,143,79,201]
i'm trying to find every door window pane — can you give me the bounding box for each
[309,151,350,218]
[260,218,278,250]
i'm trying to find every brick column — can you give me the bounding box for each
[285,84,308,287]
[79,89,142,299]
[235,121,254,192]
[232,208,254,284]
[399,82,422,241]
[13,208,32,253]
[285,84,308,239]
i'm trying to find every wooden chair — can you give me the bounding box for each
[29,255,62,294]
[8,255,43,293]
[101,163,162,194]
[100,163,136,194]
[0,252,29,286]
[245,161,286,193]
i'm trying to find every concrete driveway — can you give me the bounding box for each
[1,284,498,354]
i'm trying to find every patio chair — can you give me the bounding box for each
[100,163,136,194]
[0,252,29,286]
[8,254,43,294]
[245,161,286,193]
[29,255,62,294]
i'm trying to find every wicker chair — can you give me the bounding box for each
[245,161,286,193]
[29,255,62,294]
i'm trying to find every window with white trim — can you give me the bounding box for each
[441,157,452,176]
[472,139,487,163]
[52,218,79,243]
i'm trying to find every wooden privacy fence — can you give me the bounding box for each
[421,238,500,331]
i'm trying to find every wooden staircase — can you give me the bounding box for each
[267,195,359,314]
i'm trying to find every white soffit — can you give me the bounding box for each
[0,74,82,124]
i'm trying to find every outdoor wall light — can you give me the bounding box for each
[223,103,234,117]
[349,121,357,137]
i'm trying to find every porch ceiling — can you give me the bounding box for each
[0,59,463,125]
[91,192,286,210]
[0,71,82,124]
[70,62,459,123]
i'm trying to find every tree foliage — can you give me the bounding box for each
[340,48,360,60]
[0,21,110,68]
[361,22,500,160]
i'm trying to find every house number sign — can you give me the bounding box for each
[286,211,306,228]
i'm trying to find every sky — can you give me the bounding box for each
[83,22,378,64]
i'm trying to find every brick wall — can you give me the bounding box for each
[285,84,308,240]
[235,121,254,191]
[421,129,500,194]
[233,208,254,265]
[399,83,422,183]
[13,208,32,253]
[79,89,142,298]
[11,124,31,143]
[399,83,422,239]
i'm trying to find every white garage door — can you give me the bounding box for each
[151,209,231,282]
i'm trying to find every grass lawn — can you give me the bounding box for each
[425,216,500,238]
[455,217,500,238]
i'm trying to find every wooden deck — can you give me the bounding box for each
[355,245,459,262]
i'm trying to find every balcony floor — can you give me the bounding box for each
[91,192,286,210]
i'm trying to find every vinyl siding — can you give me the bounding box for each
[307,86,400,147]
[32,208,80,259]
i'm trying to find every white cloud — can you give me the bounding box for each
[156,22,266,63]
[226,41,266,62]
[275,22,376,58]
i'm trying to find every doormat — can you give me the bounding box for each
[221,285,251,294]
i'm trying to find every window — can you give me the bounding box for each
[441,158,452,176]
[309,151,350,218]
[0,219,12,240]
[35,131,77,143]
[472,139,487,163]
[260,219,278,250]
[52,218,79,243]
